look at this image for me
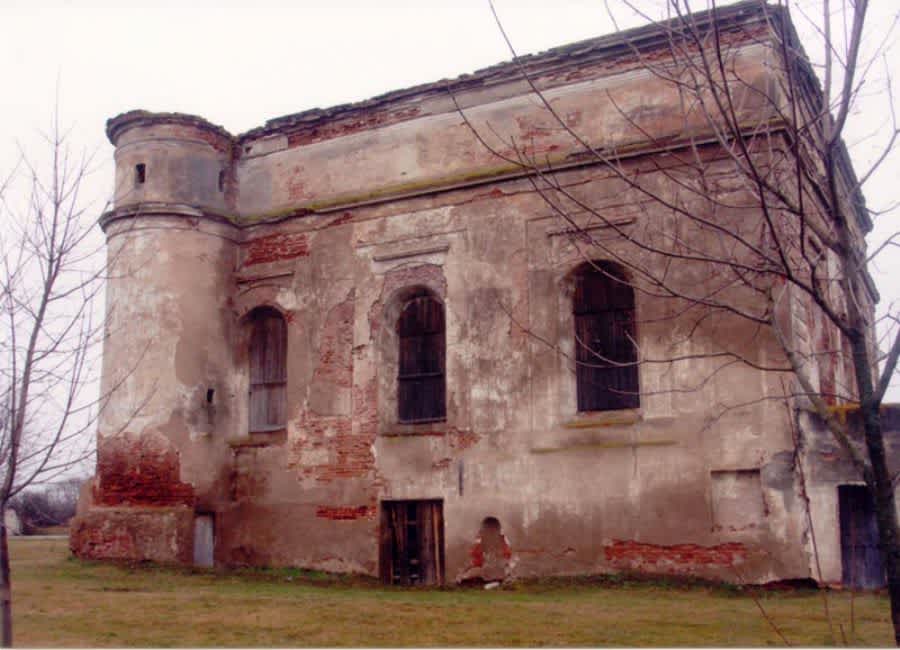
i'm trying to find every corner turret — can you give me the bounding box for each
[106,110,235,217]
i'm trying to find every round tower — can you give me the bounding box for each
[71,112,239,565]
[107,110,233,213]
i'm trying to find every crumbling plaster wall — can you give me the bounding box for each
[73,33,813,582]
[72,213,239,563]
[799,407,900,584]
[236,42,778,218]
[213,157,807,581]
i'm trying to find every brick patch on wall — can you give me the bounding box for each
[312,291,355,389]
[315,505,375,520]
[95,432,194,507]
[70,522,136,559]
[285,106,422,148]
[69,507,193,564]
[243,232,309,266]
[291,415,376,483]
[604,539,748,570]
[448,426,480,451]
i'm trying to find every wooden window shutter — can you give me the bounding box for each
[573,263,639,411]
[248,307,287,431]
[397,294,446,423]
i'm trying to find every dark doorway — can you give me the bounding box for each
[839,484,885,589]
[380,500,444,586]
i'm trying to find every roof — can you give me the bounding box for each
[107,0,777,146]
[238,0,776,143]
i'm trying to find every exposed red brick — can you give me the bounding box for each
[70,521,136,559]
[315,505,375,520]
[448,426,480,451]
[95,432,194,507]
[470,541,485,568]
[604,539,748,571]
[286,106,422,148]
[69,507,193,564]
[312,292,354,390]
[513,116,565,158]
[465,535,511,571]
[287,170,307,202]
[328,211,354,227]
[352,376,379,439]
[243,232,309,266]
[431,457,452,469]
[291,416,375,484]
[290,370,382,486]
[169,124,232,154]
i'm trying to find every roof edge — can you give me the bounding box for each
[106,110,234,146]
[237,0,774,143]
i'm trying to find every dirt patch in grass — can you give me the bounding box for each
[10,537,893,647]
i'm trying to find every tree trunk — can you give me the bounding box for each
[0,511,11,647]
[849,329,900,645]
[860,402,900,645]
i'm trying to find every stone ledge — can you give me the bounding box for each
[563,409,642,428]
[531,438,676,454]
[228,429,287,448]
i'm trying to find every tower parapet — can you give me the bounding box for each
[106,110,235,217]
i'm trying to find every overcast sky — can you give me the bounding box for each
[1,0,898,402]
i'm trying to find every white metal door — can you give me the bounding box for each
[193,514,215,567]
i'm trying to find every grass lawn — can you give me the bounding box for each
[11,537,894,647]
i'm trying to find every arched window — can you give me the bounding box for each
[247,307,287,431]
[573,262,639,411]
[397,291,446,423]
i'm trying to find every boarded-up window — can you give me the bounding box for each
[397,293,445,423]
[248,307,286,431]
[711,469,765,531]
[573,262,639,411]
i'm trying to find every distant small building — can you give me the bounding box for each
[5,509,22,537]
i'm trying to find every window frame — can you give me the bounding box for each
[246,306,288,433]
[572,261,640,412]
[396,290,446,425]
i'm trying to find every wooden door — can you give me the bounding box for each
[839,485,885,589]
[380,500,444,586]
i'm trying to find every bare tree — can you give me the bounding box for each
[0,109,106,646]
[10,478,85,532]
[457,0,900,643]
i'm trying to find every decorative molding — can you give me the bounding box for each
[546,217,636,238]
[235,270,293,285]
[372,243,450,263]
